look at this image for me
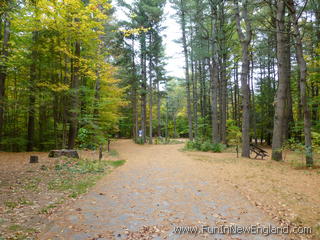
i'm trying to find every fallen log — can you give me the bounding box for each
[48,149,79,159]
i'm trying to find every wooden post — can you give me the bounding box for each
[30,156,39,163]
[99,145,102,161]
[107,139,111,152]
[236,145,239,158]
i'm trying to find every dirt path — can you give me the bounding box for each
[40,140,286,239]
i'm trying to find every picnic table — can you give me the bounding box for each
[250,144,269,159]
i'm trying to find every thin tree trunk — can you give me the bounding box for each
[140,33,147,143]
[180,0,193,140]
[0,13,10,143]
[68,40,80,149]
[148,34,153,144]
[250,54,257,144]
[27,31,38,152]
[288,0,313,166]
[210,58,220,144]
[157,80,161,137]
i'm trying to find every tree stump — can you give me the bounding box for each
[30,156,39,163]
[48,149,79,159]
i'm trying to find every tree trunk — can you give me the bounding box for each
[250,54,257,144]
[288,0,313,166]
[68,40,80,149]
[148,34,153,144]
[140,33,147,143]
[157,80,161,137]
[234,0,252,157]
[272,0,290,161]
[27,31,38,152]
[180,0,193,140]
[210,58,220,144]
[131,38,138,141]
[0,14,10,141]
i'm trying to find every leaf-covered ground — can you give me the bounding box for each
[1,140,319,239]
[38,140,319,240]
[0,148,125,239]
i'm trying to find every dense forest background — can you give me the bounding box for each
[0,0,319,166]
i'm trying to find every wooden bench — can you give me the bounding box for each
[250,144,269,159]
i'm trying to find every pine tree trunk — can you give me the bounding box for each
[210,58,220,144]
[250,55,257,144]
[148,34,153,144]
[180,0,193,140]
[140,33,147,143]
[220,56,227,144]
[131,38,138,141]
[157,80,161,137]
[272,0,290,161]
[0,14,10,143]
[288,0,313,166]
[234,0,252,157]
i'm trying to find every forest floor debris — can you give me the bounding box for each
[0,147,125,239]
[186,148,320,239]
[39,140,312,240]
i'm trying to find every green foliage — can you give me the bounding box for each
[108,160,126,167]
[0,0,125,152]
[226,120,242,146]
[48,157,125,198]
[54,158,108,174]
[184,140,226,153]
[78,127,107,150]
[154,137,183,144]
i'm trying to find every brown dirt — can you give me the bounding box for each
[185,148,320,239]
[37,140,314,240]
[0,149,119,239]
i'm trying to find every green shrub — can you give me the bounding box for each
[211,143,226,152]
[184,140,226,153]
[200,141,212,152]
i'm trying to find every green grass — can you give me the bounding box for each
[39,203,58,214]
[23,177,41,191]
[4,201,18,209]
[8,225,23,231]
[109,160,126,167]
[48,158,125,199]
[6,197,34,208]
[48,175,101,198]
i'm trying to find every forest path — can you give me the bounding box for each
[40,139,284,240]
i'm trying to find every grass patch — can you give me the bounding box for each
[48,158,124,199]
[8,225,24,231]
[4,197,33,209]
[23,177,41,192]
[18,197,33,206]
[38,198,65,214]
[48,175,101,198]
[4,201,18,209]
[109,160,126,167]
[39,203,58,214]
